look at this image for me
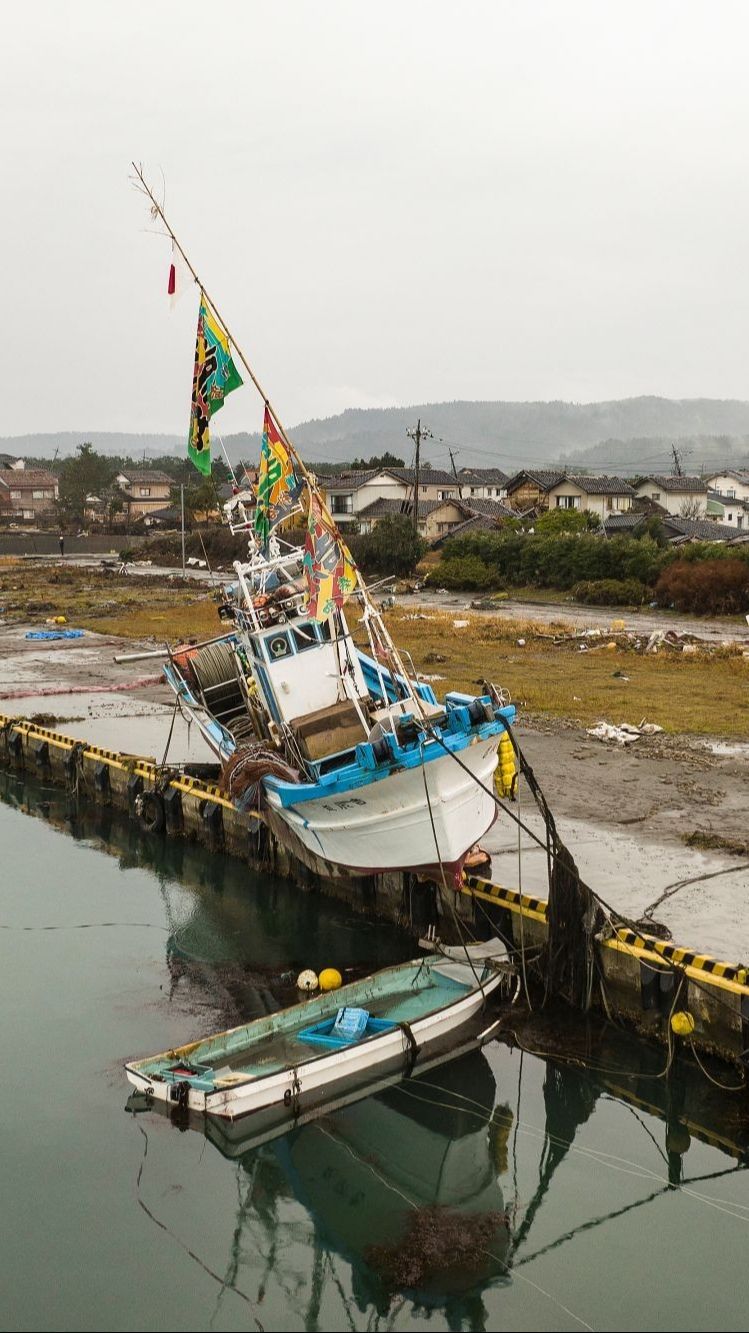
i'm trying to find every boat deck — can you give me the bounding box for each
[132,963,475,1086]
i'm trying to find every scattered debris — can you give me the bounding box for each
[683,830,749,857]
[452,619,469,629]
[587,720,664,746]
[364,1205,507,1291]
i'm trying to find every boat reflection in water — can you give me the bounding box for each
[130,1044,512,1314]
[270,1048,512,1309]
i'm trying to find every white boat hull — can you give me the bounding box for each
[126,965,504,1121]
[265,737,500,880]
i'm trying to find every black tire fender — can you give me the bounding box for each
[138,790,165,835]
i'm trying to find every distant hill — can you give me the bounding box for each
[6,398,749,473]
[561,433,749,475]
[0,431,183,461]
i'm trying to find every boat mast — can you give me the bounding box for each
[131,164,425,714]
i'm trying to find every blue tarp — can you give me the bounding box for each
[25,629,85,641]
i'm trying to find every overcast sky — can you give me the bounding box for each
[3,1,749,438]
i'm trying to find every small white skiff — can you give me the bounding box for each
[125,952,506,1123]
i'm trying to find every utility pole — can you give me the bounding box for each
[180,484,186,577]
[671,444,684,477]
[448,447,461,491]
[406,418,433,532]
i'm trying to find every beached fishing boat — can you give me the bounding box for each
[129,166,518,884]
[160,562,515,881]
[125,951,506,1122]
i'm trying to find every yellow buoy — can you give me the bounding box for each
[319,967,343,992]
[494,733,517,800]
[670,1010,695,1037]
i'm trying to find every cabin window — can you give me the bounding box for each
[266,631,292,660]
[292,623,318,652]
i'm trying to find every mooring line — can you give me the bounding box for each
[133,1124,266,1331]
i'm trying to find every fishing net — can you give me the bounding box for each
[504,720,604,1010]
[220,743,300,810]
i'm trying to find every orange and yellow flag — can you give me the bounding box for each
[303,490,358,621]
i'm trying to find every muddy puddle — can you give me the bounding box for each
[486,806,749,962]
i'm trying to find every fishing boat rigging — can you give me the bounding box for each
[129,164,516,883]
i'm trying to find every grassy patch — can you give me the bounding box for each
[682,831,749,857]
[374,610,749,737]
[3,566,747,736]
[0,563,222,642]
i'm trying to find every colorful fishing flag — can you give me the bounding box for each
[188,295,243,475]
[303,489,358,621]
[254,406,304,544]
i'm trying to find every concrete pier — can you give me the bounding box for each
[2,710,748,1070]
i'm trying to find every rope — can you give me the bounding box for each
[426,718,749,1042]
[418,744,486,1001]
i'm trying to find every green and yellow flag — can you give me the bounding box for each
[188,295,243,475]
[255,406,304,546]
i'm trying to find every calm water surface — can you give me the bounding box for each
[1,771,748,1333]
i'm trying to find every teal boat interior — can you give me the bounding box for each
[129,957,486,1093]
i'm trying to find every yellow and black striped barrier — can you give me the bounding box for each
[3,712,749,1066]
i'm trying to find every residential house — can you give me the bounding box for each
[431,512,499,546]
[356,496,464,540]
[633,475,708,518]
[321,467,457,529]
[457,467,509,501]
[704,470,749,529]
[662,516,737,544]
[504,470,564,511]
[384,467,459,503]
[357,494,513,542]
[142,505,182,529]
[0,468,58,522]
[115,469,173,519]
[602,513,643,538]
[546,475,636,521]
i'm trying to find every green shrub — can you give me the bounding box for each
[440,531,664,590]
[425,555,497,590]
[349,515,427,577]
[572,578,648,606]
